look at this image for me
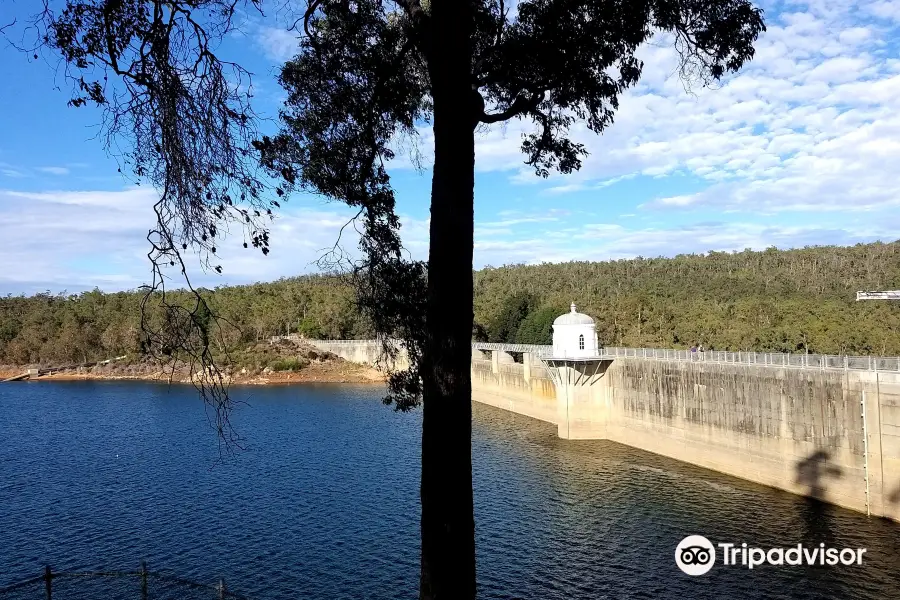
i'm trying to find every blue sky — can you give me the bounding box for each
[1,0,900,295]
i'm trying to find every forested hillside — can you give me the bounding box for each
[475,242,900,355]
[2,242,900,365]
[0,275,371,366]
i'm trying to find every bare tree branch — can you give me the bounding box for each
[26,0,270,454]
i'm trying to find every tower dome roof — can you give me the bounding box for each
[553,302,594,326]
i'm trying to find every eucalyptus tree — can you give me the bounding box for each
[255,3,763,595]
[31,0,764,598]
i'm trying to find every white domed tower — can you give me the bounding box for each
[552,302,600,358]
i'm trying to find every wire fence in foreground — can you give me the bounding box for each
[0,564,251,600]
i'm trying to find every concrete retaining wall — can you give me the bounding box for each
[306,340,410,371]
[306,339,900,520]
[607,361,900,519]
[471,360,557,425]
[485,357,900,521]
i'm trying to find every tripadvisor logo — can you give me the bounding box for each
[675,535,867,576]
[675,535,717,576]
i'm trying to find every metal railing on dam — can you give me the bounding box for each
[571,346,900,372]
[452,341,900,372]
[273,335,900,372]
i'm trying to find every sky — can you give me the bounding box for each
[1,0,899,295]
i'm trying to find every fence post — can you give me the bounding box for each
[140,561,148,600]
[44,565,52,600]
[219,578,226,600]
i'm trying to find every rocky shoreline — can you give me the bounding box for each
[0,366,385,386]
[0,339,386,386]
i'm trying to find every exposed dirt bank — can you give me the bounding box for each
[0,339,386,386]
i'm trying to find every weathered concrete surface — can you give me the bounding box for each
[471,360,557,425]
[305,339,900,520]
[477,357,900,521]
[306,340,410,371]
[601,361,893,519]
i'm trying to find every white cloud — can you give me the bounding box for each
[0,162,27,178]
[545,183,588,195]
[254,26,300,62]
[867,0,900,22]
[473,220,895,267]
[37,166,70,176]
[653,195,697,207]
[384,1,900,218]
[241,0,900,224]
[480,216,559,227]
[4,184,892,294]
[0,187,429,294]
[8,1,900,294]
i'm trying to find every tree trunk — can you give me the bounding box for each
[419,1,476,599]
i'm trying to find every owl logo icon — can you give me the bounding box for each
[675,535,716,575]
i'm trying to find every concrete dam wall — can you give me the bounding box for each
[303,339,900,520]
[567,359,900,521]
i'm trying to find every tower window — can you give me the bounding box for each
[579,334,585,350]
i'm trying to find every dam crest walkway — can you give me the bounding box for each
[273,336,900,373]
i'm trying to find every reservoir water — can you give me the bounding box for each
[1,381,899,599]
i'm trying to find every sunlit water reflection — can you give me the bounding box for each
[1,381,898,599]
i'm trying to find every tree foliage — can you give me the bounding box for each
[514,305,565,345]
[473,242,900,354]
[26,0,280,446]
[0,275,369,366]
[31,0,278,267]
[485,291,536,342]
[5,243,900,365]
[252,0,766,414]
[27,1,766,597]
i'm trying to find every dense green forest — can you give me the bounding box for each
[2,242,900,365]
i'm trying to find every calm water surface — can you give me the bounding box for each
[1,381,899,599]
